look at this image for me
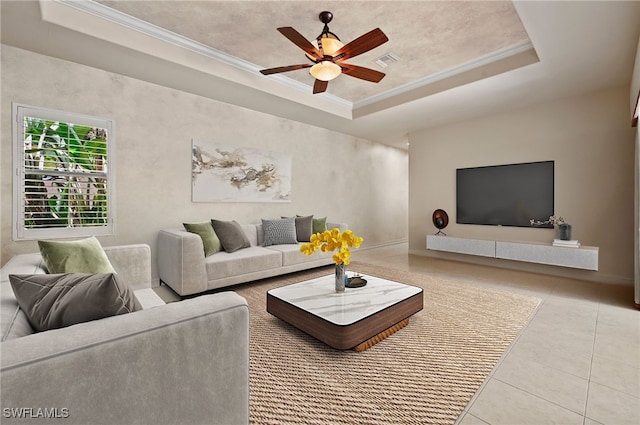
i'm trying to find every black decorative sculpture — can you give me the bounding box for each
[432,209,449,236]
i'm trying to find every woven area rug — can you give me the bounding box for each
[232,261,541,425]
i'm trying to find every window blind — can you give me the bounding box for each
[14,104,115,240]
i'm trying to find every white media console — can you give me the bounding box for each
[426,235,598,271]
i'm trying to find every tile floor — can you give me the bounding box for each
[351,243,640,425]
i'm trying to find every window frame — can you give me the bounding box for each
[12,103,116,240]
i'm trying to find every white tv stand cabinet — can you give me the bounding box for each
[426,235,598,271]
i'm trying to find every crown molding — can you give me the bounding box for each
[45,0,353,112]
[59,0,257,72]
[43,1,535,120]
[354,40,536,110]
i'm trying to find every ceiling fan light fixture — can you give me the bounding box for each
[319,34,344,56]
[305,33,344,62]
[260,11,388,94]
[309,61,341,81]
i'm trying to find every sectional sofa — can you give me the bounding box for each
[157,219,347,296]
[1,244,249,425]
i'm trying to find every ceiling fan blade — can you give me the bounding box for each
[260,64,312,75]
[340,63,386,83]
[313,79,328,94]
[277,27,322,60]
[332,28,388,61]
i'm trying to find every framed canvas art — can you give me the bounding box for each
[192,140,291,202]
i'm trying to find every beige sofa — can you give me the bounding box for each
[1,244,249,425]
[157,222,346,296]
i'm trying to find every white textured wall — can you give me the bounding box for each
[1,46,408,276]
[409,86,635,284]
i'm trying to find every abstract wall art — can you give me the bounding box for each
[191,140,291,202]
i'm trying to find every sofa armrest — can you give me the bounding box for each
[1,292,249,425]
[0,245,152,291]
[104,244,152,290]
[157,229,208,296]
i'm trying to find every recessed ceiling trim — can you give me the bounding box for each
[354,39,537,110]
[40,1,539,123]
[43,0,353,115]
[56,0,256,73]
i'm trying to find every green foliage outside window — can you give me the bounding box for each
[22,117,109,229]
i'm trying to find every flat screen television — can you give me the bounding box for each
[456,161,554,228]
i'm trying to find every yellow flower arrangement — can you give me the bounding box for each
[300,228,364,265]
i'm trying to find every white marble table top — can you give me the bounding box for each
[267,272,423,326]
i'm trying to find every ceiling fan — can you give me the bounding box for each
[259,11,389,94]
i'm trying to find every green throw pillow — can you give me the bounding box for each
[312,217,327,234]
[38,236,116,274]
[184,222,222,257]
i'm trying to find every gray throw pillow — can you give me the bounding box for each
[262,217,298,246]
[288,215,313,242]
[210,219,251,253]
[9,273,142,332]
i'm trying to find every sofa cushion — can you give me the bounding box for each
[184,222,222,256]
[9,273,142,332]
[266,244,335,267]
[211,220,251,253]
[240,224,259,246]
[205,247,281,280]
[38,236,115,274]
[1,281,34,341]
[2,254,52,341]
[262,218,298,246]
[133,288,166,309]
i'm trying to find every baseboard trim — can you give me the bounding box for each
[360,239,408,251]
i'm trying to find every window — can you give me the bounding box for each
[13,104,115,240]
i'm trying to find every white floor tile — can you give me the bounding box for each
[467,379,584,425]
[586,381,640,425]
[457,412,491,425]
[590,354,640,398]
[352,244,639,425]
[510,327,593,379]
[593,322,640,369]
[492,351,589,414]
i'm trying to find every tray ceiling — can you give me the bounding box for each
[3,1,639,149]
[96,1,534,104]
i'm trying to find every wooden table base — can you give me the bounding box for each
[353,318,410,352]
[266,275,423,351]
[267,291,422,350]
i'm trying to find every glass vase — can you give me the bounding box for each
[335,263,345,293]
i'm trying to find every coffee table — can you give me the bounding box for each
[266,273,423,351]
